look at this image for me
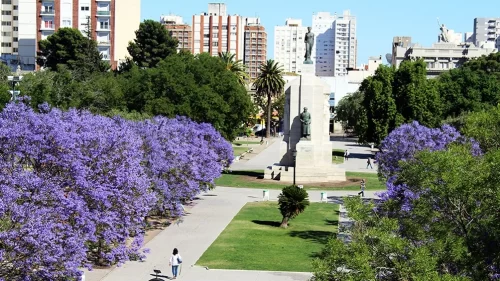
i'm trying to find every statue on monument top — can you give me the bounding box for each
[437,18,450,43]
[304,27,314,64]
[300,107,311,140]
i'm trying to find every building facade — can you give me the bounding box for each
[473,18,500,50]
[273,18,307,74]
[312,11,357,76]
[392,40,497,77]
[243,20,266,80]
[191,3,245,59]
[0,0,139,71]
[161,15,192,52]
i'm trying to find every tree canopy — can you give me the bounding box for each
[127,19,179,68]
[37,27,108,75]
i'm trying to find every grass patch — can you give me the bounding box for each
[233,146,250,156]
[232,141,261,146]
[215,170,385,191]
[332,149,344,164]
[196,202,338,272]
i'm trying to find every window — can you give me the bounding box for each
[62,20,71,27]
[13,26,17,31]
[1,32,10,36]
[13,16,17,20]
[13,47,18,52]
[13,5,17,10]
[1,21,11,26]
[13,37,17,42]
[2,0,12,4]
[1,42,11,47]
[81,6,89,11]
[1,11,11,15]
[99,21,109,30]
[44,20,53,28]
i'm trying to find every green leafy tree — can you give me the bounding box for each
[313,197,471,281]
[119,52,253,140]
[218,52,249,86]
[360,65,398,145]
[277,185,310,228]
[127,20,179,68]
[253,59,285,138]
[393,60,442,127]
[0,64,13,108]
[335,91,368,139]
[463,105,500,152]
[37,27,107,75]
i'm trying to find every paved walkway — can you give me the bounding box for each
[231,135,377,173]
[88,187,378,281]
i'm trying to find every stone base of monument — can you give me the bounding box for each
[264,70,346,184]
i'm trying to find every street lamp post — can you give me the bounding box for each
[292,148,297,186]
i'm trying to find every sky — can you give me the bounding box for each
[141,0,500,65]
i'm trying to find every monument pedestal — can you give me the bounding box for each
[264,70,346,183]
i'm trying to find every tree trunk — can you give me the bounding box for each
[266,93,272,138]
[280,216,289,228]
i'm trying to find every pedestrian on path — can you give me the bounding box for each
[358,179,366,197]
[366,157,373,169]
[344,150,349,161]
[169,248,182,279]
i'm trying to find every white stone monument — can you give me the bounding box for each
[264,64,346,183]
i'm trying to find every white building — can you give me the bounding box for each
[191,3,245,59]
[473,18,500,50]
[312,11,357,76]
[392,36,497,78]
[274,18,308,74]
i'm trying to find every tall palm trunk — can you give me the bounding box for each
[266,92,272,138]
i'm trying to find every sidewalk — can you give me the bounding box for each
[92,187,378,281]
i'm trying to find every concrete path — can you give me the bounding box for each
[90,187,378,281]
[231,135,377,173]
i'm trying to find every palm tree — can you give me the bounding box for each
[278,185,310,228]
[253,59,285,138]
[218,52,249,86]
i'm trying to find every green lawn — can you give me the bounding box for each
[196,202,338,272]
[332,149,345,164]
[233,146,250,156]
[232,141,261,146]
[215,170,385,191]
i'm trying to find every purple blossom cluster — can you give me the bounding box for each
[375,121,481,208]
[0,103,232,280]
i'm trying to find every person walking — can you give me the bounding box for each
[169,248,182,279]
[346,150,350,161]
[344,150,347,161]
[366,157,373,169]
[358,179,366,197]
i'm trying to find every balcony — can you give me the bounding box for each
[41,0,54,2]
[40,24,55,30]
[96,25,111,31]
[97,40,110,46]
[40,10,55,15]
[96,11,110,16]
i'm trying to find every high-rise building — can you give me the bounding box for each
[36,0,140,69]
[473,18,500,50]
[243,17,266,80]
[312,11,357,76]
[192,3,245,59]
[273,18,308,74]
[0,0,139,71]
[161,15,192,52]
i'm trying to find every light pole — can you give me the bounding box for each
[292,148,297,186]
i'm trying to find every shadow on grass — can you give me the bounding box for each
[225,170,264,179]
[325,219,339,226]
[202,194,218,197]
[252,220,281,227]
[288,230,335,246]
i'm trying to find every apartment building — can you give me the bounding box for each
[473,18,500,50]
[312,11,357,76]
[243,18,266,80]
[273,18,308,74]
[0,0,139,70]
[161,15,192,52]
[191,3,245,59]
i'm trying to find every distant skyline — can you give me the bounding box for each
[141,0,500,65]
